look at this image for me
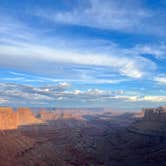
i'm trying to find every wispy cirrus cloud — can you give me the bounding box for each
[0,9,158,81]
[135,44,166,59]
[0,36,156,79]
[34,0,166,36]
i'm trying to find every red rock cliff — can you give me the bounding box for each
[0,107,19,130]
[0,107,43,130]
[17,108,42,125]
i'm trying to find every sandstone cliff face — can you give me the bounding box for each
[17,108,42,125]
[0,107,19,130]
[0,107,43,130]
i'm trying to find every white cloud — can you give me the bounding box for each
[0,83,165,107]
[0,97,8,104]
[0,11,157,80]
[115,95,166,103]
[154,76,166,85]
[34,0,165,35]
[141,96,166,102]
[0,40,156,79]
[0,83,112,105]
[135,44,166,59]
[57,82,70,89]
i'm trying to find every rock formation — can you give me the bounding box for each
[0,107,42,130]
[129,106,166,140]
[143,106,166,121]
[0,107,19,130]
[17,108,42,125]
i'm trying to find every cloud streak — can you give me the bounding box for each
[0,9,158,81]
[34,0,166,36]
[115,95,166,103]
[154,76,166,85]
[0,37,156,79]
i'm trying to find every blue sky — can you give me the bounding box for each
[0,0,166,110]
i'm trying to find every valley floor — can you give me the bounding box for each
[0,112,166,166]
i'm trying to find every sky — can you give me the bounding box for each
[0,0,166,111]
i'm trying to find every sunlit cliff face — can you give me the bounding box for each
[0,107,42,130]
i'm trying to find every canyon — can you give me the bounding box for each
[0,107,166,165]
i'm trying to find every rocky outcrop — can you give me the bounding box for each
[0,107,19,130]
[128,106,166,140]
[0,107,43,130]
[143,106,166,121]
[17,108,42,125]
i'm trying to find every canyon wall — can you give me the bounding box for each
[143,106,166,121]
[0,107,42,130]
[17,108,42,125]
[0,107,19,130]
